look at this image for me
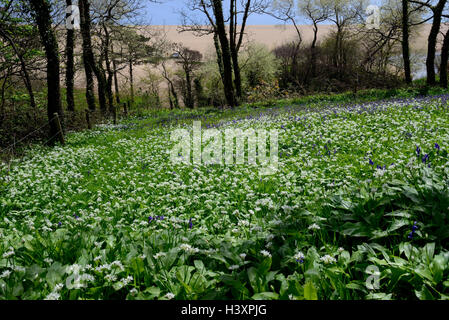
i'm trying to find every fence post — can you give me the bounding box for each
[85,109,92,130]
[52,113,65,145]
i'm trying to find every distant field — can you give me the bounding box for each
[73,24,434,90]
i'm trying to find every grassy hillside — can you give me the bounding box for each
[1,92,449,300]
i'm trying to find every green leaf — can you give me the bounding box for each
[194,260,205,274]
[303,282,318,300]
[252,292,279,300]
[46,262,65,286]
[415,285,435,300]
[142,286,160,299]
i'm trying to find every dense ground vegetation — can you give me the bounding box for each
[1,92,448,300]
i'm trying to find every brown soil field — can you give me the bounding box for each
[72,24,436,99]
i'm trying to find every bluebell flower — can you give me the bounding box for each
[408,221,418,240]
[189,218,193,229]
[435,143,440,151]
[416,146,421,156]
[369,158,374,165]
[422,154,429,164]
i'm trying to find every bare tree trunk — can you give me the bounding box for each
[212,0,235,108]
[28,0,64,143]
[402,0,412,84]
[184,67,194,109]
[65,0,75,111]
[426,0,447,86]
[111,44,120,104]
[229,0,242,101]
[440,28,449,88]
[78,0,95,110]
[213,32,225,84]
[311,23,318,78]
[79,0,107,112]
[102,24,114,113]
[129,60,134,104]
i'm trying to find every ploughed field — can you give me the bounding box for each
[1,95,449,300]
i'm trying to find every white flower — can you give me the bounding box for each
[260,250,272,258]
[105,274,117,282]
[44,292,61,300]
[338,247,345,253]
[320,255,337,264]
[229,265,240,270]
[0,270,11,279]
[121,276,134,286]
[293,252,305,262]
[179,244,199,254]
[238,220,249,227]
[2,248,14,258]
[54,283,64,291]
[374,168,385,178]
[165,292,175,300]
[308,223,321,231]
[239,253,247,260]
[153,252,166,259]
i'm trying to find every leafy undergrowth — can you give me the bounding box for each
[0,94,448,300]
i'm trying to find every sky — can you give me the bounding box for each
[142,0,384,26]
[143,0,298,26]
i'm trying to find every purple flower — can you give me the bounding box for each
[408,222,418,240]
[369,158,374,165]
[189,218,193,229]
[416,146,421,156]
[58,222,62,227]
[435,143,441,151]
[422,154,429,164]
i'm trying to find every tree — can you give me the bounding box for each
[79,0,108,112]
[326,0,366,73]
[402,0,412,83]
[440,25,449,87]
[90,0,150,111]
[65,0,75,111]
[181,0,265,107]
[264,0,303,42]
[410,0,448,85]
[211,0,235,107]
[78,0,97,111]
[161,60,179,109]
[180,0,234,107]
[299,0,331,80]
[28,0,64,143]
[0,0,38,110]
[114,28,159,104]
[173,45,202,109]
